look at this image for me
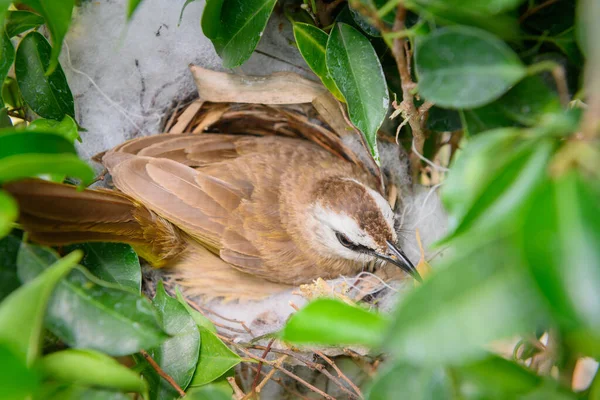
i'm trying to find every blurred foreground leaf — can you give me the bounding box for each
[4,10,45,38]
[28,115,80,143]
[17,242,168,356]
[281,298,388,347]
[366,362,452,400]
[0,190,17,239]
[0,343,40,400]
[0,249,80,365]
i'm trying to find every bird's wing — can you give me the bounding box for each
[103,134,301,277]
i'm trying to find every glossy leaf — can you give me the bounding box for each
[293,23,344,101]
[522,172,600,353]
[190,327,241,387]
[39,349,147,394]
[28,115,81,143]
[366,362,452,400]
[416,26,526,109]
[0,234,21,301]
[281,298,388,347]
[326,23,389,163]
[0,249,80,365]
[0,343,40,400]
[4,10,45,38]
[137,281,200,399]
[15,32,75,120]
[201,0,224,40]
[0,190,17,239]
[211,0,277,68]
[127,0,143,19]
[18,0,74,74]
[0,31,14,105]
[0,0,10,28]
[384,238,547,365]
[65,242,141,292]
[349,7,380,37]
[175,287,217,333]
[17,242,168,356]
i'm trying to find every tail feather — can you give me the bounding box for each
[4,179,186,267]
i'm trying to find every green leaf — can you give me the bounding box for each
[415,26,526,109]
[349,7,380,37]
[293,23,344,101]
[15,32,75,120]
[522,172,600,354]
[412,0,524,16]
[280,298,388,347]
[441,131,553,242]
[366,362,452,400]
[0,190,17,239]
[460,105,517,136]
[0,31,15,105]
[0,249,80,365]
[190,327,241,387]
[186,382,232,400]
[28,115,81,143]
[65,243,141,293]
[0,129,94,184]
[0,343,40,400]
[0,107,12,128]
[384,238,547,365]
[4,10,45,38]
[2,77,24,111]
[201,0,224,40]
[0,0,11,28]
[17,242,168,356]
[137,281,200,399]
[175,287,217,333]
[0,234,22,301]
[326,23,389,163]
[39,349,147,394]
[127,0,143,19]
[210,0,277,68]
[18,0,74,74]
[43,385,132,400]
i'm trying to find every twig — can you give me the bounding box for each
[139,350,186,397]
[228,376,246,399]
[315,350,364,399]
[519,0,560,23]
[251,338,276,391]
[218,335,336,400]
[256,355,287,393]
[249,364,312,400]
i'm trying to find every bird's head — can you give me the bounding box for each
[307,177,420,281]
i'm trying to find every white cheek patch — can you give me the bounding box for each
[311,204,379,261]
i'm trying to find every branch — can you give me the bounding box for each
[140,349,186,397]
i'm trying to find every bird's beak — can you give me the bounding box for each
[373,241,422,282]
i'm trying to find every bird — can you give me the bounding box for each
[6,133,419,299]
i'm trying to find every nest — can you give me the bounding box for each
[139,65,441,399]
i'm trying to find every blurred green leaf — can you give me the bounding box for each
[15,32,75,120]
[175,287,217,333]
[293,23,344,101]
[384,238,547,365]
[39,349,147,394]
[416,26,526,109]
[186,383,232,400]
[28,115,81,143]
[0,107,12,128]
[410,0,524,16]
[0,129,93,184]
[4,10,45,38]
[17,242,168,356]
[0,343,40,400]
[65,242,141,293]
[190,327,241,387]
[575,0,589,57]
[0,31,15,105]
[0,234,21,301]
[460,105,517,136]
[0,0,10,28]
[2,77,24,111]
[43,385,132,400]
[326,23,389,163]
[137,281,200,399]
[281,298,388,347]
[0,190,17,239]
[210,0,277,68]
[522,171,600,355]
[441,130,553,242]
[127,0,143,19]
[18,0,74,74]
[366,362,452,400]
[201,0,224,40]
[0,249,80,365]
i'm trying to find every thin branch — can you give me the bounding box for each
[519,0,560,23]
[228,376,246,399]
[315,350,364,399]
[251,338,276,391]
[185,298,254,336]
[249,365,312,400]
[255,355,287,393]
[140,350,186,397]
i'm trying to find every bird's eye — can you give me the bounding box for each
[336,232,355,249]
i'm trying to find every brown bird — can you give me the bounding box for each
[6,133,418,299]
